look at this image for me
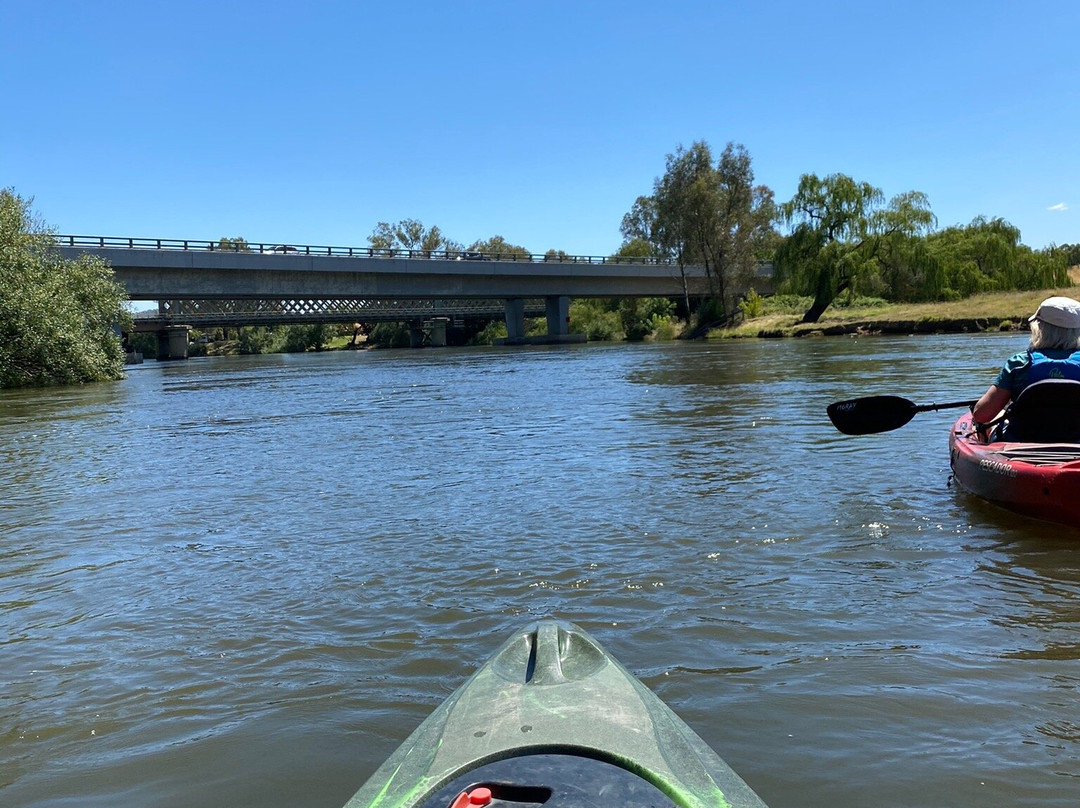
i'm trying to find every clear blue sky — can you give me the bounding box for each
[2,1,1076,256]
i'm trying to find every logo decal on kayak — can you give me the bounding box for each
[979,458,1017,478]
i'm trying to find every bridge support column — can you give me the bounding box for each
[429,317,448,347]
[155,326,190,361]
[504,298,526,343]
[545,295,570,337]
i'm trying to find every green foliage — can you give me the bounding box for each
[737,288,764,319]
[619,297,675,340]
[236,326,280,354]
[282,323,332,352]
[925,216,1069,297]
[469,320,508,345]
[570,299,621,341]
[218,237,251,251]
[650,315,678,341]
[774,173,936,322]
[369,219,461,256]
[1055,243,1080,266]
[628,140,777,320]
[619,299,650,341]
[751,294,889,318]
[0,189,129,388]
[620,196,657,244]
[368,322,411,348]
[691,296,727,330]
[468,235,530,259]
[611,238,654,260]
[567,297,675,342]
[128,331,157,358]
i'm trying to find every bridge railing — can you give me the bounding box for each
[54,235,676,266]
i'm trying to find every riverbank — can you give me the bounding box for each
[711,285,1080,339]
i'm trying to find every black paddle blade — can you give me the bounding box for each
[827,395,918,435]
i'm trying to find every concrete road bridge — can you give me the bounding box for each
[56,236,772,357]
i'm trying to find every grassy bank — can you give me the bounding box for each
[711,285,1080,339]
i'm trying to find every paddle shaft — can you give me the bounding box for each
[912,399,978,414]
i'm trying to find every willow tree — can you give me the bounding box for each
[0,189,129,388]
[775,174,936,322]
[927,216,1068,296]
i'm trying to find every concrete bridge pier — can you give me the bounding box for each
[545,295,570,337]
[504,298,526,342]
[499,295,583,345]
[156,325,190,360]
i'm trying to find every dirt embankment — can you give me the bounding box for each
[762,317,1025,339]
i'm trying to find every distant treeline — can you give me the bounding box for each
[3,140,1077,386]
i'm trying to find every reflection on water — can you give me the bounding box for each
[2,335,1079,808]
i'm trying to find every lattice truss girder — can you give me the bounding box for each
[155,298,546,325]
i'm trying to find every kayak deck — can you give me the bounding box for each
[343,620,769,808]
[949,413,1080,528]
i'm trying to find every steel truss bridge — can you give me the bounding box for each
[133,297,548,331]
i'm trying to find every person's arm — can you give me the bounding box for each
[972,384,1011,423]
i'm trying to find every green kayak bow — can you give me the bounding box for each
[342,620,769,808]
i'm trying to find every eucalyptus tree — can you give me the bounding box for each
[612,237,653,260]
[629,141,776,327]
[467,235,530,259]
[620,196,658,246]
[369,219,461,257]
[709,143,777,316]
[217,236,251,251]
[775,174,936,322]
[650,141,715,317]
[0,189,129,387]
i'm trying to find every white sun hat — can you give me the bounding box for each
[1029,296,1080,329]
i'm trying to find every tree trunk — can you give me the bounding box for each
[800,295,833,323]
[801,272,848,324]
[678,262,692,328]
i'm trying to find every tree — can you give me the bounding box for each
[707,143,777,319]
[630,141,776,330]
[369,219,461,257]
[774,174,936,322]
[283,323,331,352]
[620,196,657,245]
[0,189,129,388]
[651,141,715,318]
[468,236,530,259]
[612,238,654,260]
[925,216,1067,297]
[217,236,251,251]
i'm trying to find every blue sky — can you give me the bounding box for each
[2,1,1076,256]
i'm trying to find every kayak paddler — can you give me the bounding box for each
[972,295,1080,437]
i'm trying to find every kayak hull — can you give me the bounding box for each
[949,413,1080,529]
[343,620,769,808]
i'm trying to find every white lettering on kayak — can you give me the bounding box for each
[979,458,1018,478]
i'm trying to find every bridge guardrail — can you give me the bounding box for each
[54,235,676,267]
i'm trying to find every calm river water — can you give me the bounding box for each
[2,335,1079,808]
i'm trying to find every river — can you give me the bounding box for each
[2,334,1078,807]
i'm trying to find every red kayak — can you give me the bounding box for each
[949,412,1080,528]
